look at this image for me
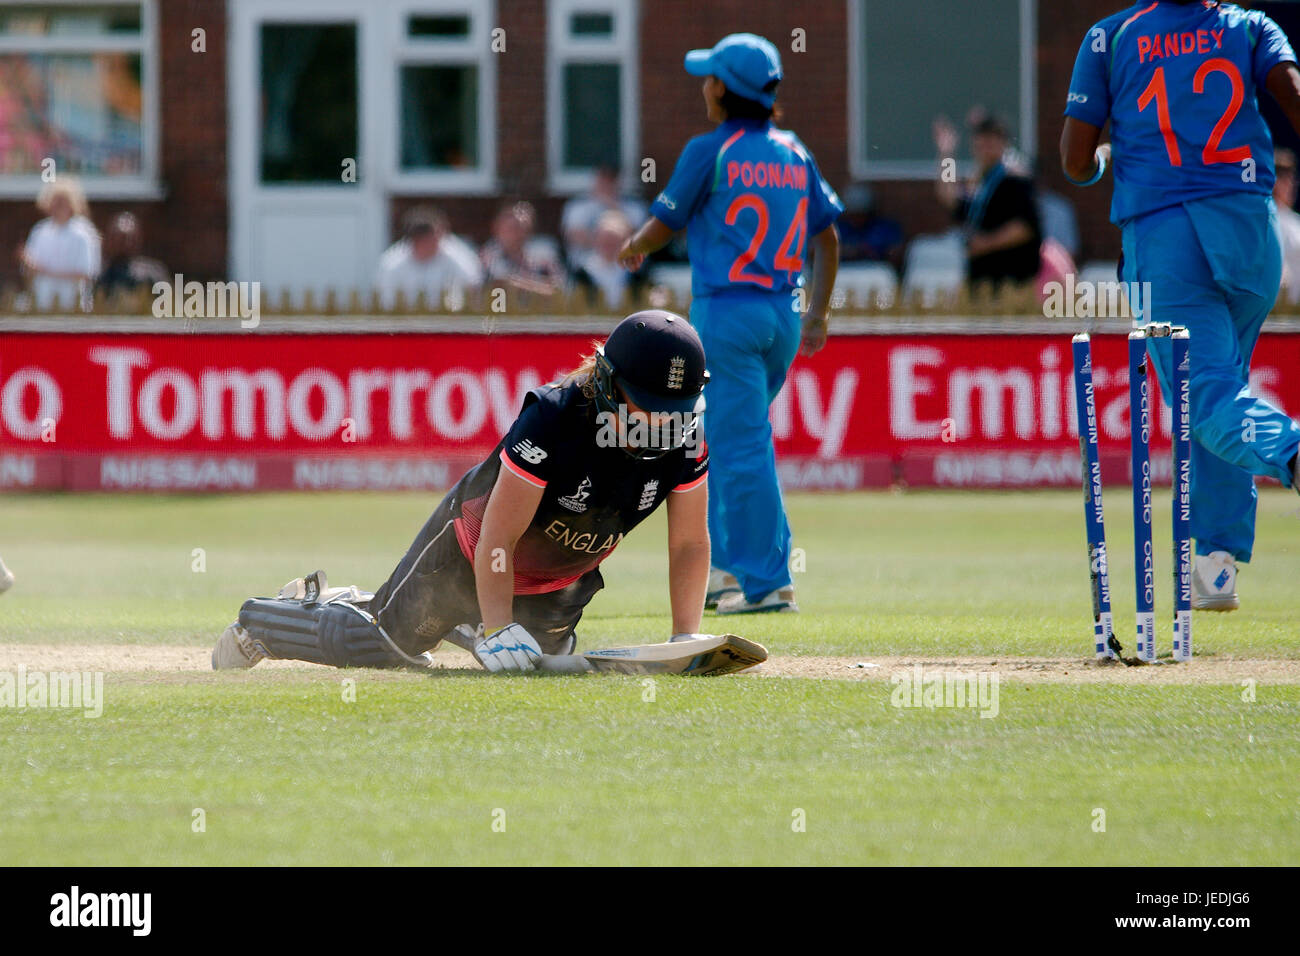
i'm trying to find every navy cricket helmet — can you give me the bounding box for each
[593,310,709,459]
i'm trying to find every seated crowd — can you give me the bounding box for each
[36,125,1300,312]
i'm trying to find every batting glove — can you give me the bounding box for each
[475,623,543,673]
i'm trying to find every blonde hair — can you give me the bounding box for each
[560,342,603,398]
[36,178,90,219]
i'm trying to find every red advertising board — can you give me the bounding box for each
[1,331,1296,490]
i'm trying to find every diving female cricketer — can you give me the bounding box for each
[618,32,842,614]
[1064,1,1300,611]
[212,311,713,673]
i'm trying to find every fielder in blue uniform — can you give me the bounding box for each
[618,33,842,614]
[1064,0,1300,611]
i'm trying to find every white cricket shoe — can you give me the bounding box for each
[212,623,266,670]
[1192,551,1239,612]
[705,568,741,609]
[716,586,798,615]
[0,557,13,595]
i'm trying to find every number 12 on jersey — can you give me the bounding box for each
[1137,58,1252,167]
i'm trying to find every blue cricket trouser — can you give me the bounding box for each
[1121,193,1300,562]
[690,290,802,600]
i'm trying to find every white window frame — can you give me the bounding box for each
[384,0,497,195]
[847,0,1036,181]
[0,0,161,198]
[546,0,638,194]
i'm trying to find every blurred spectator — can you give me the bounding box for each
[1274,148,1300,301]
[965,105,1031,177]
[481,202,564,296]
[836,183,904,269]
[561,165,646,266]
[375,205,482,308]
[21,179,100,310]
[98,212,168,299]
[933,113,1041,288]
[1036,188,1081,260]
[572,210,646,307]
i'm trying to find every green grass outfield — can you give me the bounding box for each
[1,489,1298,865]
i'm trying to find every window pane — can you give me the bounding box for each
[260,24,357,183]
[571,13,613,37]
[563,62,620,169]
[860,0,1022,165]
[407,15,470,38]
[400,65,478,169]
[0,53,143,176]
[0,4,141,36]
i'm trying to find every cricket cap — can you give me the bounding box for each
[598,310,708,415]
[684,33,782,107]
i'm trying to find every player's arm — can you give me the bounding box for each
[618,216,675,270]
[666,479,710,636]
[475,467,544,632]
[1061,19,1112,188]
[1060,117,1111,186]
[622,137,713,270]
[1267,62,1300,137]
[800,223,839,357]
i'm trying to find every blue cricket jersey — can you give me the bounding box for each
[1066,1,1296,225]
[650,118,842,298]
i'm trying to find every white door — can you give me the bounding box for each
[229,0,385,299]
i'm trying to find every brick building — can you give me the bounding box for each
[0,0,1294,295]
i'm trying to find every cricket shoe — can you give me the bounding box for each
[705,568,741,609]
[715,586,798,615]
[1192,551,1239,612]
[212,623,267,670]
[0,558,13,595]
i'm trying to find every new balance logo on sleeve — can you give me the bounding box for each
[512,439,547,464]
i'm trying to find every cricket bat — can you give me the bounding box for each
[442,628,767,676]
